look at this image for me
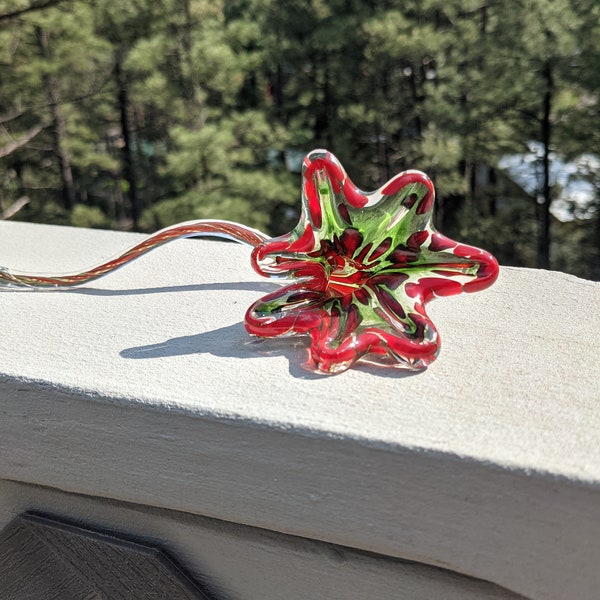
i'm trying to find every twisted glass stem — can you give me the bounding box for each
[0,220,269,288]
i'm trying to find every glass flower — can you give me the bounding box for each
[246,150,499,374]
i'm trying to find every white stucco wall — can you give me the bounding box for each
[1,220,599,599]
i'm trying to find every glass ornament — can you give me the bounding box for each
[0,149,498,374]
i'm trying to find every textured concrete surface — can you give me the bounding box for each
[1,220,599,599]
[0,480,524,600]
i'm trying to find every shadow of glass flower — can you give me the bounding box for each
[245,149,498,374]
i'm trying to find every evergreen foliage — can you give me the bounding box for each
[0,0,597,279]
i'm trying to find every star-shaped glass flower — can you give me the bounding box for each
[246,149,499,374]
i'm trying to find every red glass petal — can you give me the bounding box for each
[337,203,352,225]
[463,251,499,292]
[429,232,456,252]
[368,272,409,290]
[342,179,369,208]
[405,277,463,300]
[339,228,363,257]
[353,286,371,305]
[406,230,429,250]
[368,237,392,262]
[304,179,323,229]
[373,285,406,320]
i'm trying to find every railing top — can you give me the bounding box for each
[1,220,598,480]
[1,220,599,599]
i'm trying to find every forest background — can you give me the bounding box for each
[0,0,598,279]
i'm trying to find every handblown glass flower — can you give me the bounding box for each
[246,149,499,374]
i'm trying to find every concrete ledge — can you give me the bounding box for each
[1,220,599,599]
[0,480,524,600]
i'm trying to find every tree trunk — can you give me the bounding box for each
[114,53,140,230]
[538,61,553,270]
[407,68,423,140]
[314,57,332,149]
[36,26,76,212]
[463,159,477,220]
[182,0,203,114]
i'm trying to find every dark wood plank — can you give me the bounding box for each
[0,513,214,599]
